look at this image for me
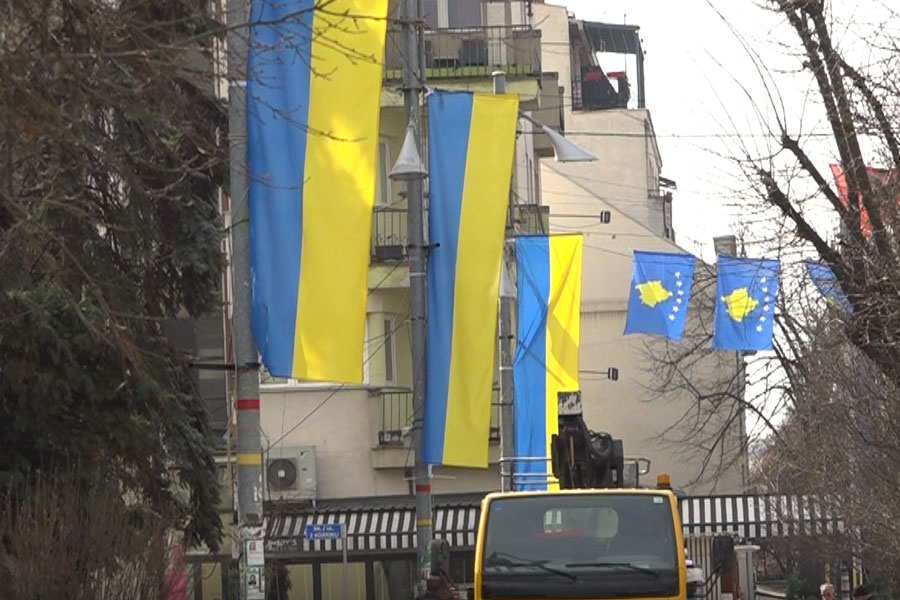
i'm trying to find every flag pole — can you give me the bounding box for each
[393,0,432,590]
[227,0,265,597]
[493,70,516,493]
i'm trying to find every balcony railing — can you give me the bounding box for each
[384,25,541,81]
[510,203,549,235]
[371,206,409,262]
[376,387,500,446]
[372,205,548,263]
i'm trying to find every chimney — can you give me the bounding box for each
[713,235,737,257]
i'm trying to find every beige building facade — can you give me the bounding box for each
[534,0,747,493]
[189,2,748,598]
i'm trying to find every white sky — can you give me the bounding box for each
[546,0,895,261]
[546,1,898,440]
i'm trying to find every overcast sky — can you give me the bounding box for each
[545,0,892,261]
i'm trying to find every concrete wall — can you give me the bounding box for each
[259,387,505,499]
[542,163,746,494]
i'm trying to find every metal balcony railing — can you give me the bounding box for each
[376,387,500,446]
[372,205,548,263]
[384,25,541,80]
[510,203,549,235]
[371,206,409,262]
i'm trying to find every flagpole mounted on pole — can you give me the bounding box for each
[390,0,431,592]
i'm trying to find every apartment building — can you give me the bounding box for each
[186,2,748,598]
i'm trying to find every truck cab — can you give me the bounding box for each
[473,488,686,600]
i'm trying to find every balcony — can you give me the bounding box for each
[510,203,549,235]
[371,206,410,262]
[384,25,541,81]
[372,204,547,263]
[376,387,500,446]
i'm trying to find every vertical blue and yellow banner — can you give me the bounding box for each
[246,0,388,382]
[513,235,583,490]
[424,91,519,468]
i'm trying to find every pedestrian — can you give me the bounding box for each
[821,584,835,600]
[417,577,457,600]
[853,585,876,600]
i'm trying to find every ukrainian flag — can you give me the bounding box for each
[246,0,388,383]
[513,234,583,490]
[424,91,519,468]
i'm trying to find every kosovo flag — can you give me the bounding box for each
[805,260,852,313]
[713,256,780,351]
[624,251,696,341]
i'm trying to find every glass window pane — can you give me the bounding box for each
[199,561,224,600]
[384,317,395,382]
[286,563,314,600]
[374,559,415,600]
[321,562,366,600]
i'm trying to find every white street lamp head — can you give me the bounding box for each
[541,125,597,163]
[389,124,427,181]
[518,111,597,163]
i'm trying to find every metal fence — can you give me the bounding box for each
[371,207,409,262]
[384,25,541,80]
[377,387,500,446]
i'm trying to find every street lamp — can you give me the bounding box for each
[390,124,427,181]
[518,111,598,163]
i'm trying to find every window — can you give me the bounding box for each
[374,559,416,600]
[321,561,366,600]
[423,0,482,29]
[384,316,396,383]
[376,137,391,207]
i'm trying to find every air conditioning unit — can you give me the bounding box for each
[266,446,317,501]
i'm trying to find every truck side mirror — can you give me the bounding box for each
[430,538,450,578]
[712,535,734,574]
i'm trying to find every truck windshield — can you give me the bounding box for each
[480,493,679,599]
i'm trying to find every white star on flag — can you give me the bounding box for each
[756,324,763,332]
[669,314,676,321]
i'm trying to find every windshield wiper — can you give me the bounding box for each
[563,561,661,578]
[486,551,578,581]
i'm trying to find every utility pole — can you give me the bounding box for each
[398,0,432,590]
[493,70,516,493]
[227,0,265,597]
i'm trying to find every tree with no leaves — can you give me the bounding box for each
[647,0,900,585]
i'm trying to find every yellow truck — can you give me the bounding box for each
[449,391,732,600]
[473,486,687,600]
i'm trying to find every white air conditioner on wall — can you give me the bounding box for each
[265,446,317,501]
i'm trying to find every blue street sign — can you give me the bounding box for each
[305,523,344,540]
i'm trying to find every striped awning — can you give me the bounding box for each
[680,494,845,539]
[265,495,480,556]
[265,493,845,555]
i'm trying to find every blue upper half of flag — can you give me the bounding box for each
[713,256,780,351]
[805,260,852,313]
[624,251,696,341]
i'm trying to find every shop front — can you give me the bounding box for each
[263,492,483,600]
